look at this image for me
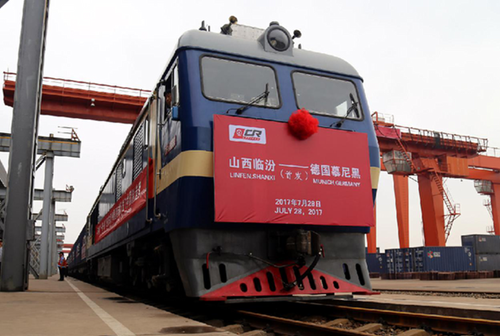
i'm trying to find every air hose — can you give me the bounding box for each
[281,250,322,291]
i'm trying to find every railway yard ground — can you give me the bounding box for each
[0,275,233,336]
[1,276,500,335]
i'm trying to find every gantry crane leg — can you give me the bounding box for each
[418,173,446,246]
[490,184,500,235]
[393,175,410,248]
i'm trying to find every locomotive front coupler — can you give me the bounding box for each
[267,229,321,259]
[271,229,323,290]
[285,229,321,258]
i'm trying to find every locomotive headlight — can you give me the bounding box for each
[258,23,295,55]
[267,28,290,52]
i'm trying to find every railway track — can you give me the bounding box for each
[84,278,500,335]
[236,310,375,335]
[227,300,500,335]
[284,300,500,335]
[165,298,500,335]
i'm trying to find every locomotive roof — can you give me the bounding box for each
[177,30,362,80]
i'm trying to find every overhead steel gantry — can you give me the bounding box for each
[4,75,500,253]
[3,72,149,124]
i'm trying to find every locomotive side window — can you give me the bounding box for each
[292,72,362,119]
[162,63,179,123]
[121,145,134,193]
[201,56,280,108]
[172,65,179,106]
[98,173,116,222]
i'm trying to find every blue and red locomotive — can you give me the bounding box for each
[68,21,380,302]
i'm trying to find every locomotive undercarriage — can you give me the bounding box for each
[169,228,373,301]
[123,235,184,293]
[79,227,372,302]
[78,233,184,296]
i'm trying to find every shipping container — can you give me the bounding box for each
[476,254,500,271]
[385,248,415,273]
[462,235,500,254]
[393,249,404,273]
[366,253,387,273]
[385,249,396,273]
[402,248,416,272]
[385,249,403,273]
[413,246,475,272]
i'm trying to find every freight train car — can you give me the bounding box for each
[68,20,380,302]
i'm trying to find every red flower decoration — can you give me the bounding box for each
[287,108,319,140]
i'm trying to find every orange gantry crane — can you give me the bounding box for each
[2,72,149,123]
[4,75,500,253]
[368,112,500,252]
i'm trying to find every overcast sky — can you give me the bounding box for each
[1,0,500,250]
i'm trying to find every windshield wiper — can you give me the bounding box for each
[330,93,359,128]
[226,84,270,115]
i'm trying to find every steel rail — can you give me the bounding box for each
[299,302,500,336]
[237,310,373,336]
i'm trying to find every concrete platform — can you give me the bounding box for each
[371,277,500,293]
[0,276,233,336]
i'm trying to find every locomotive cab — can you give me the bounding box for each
[156,22,380,301]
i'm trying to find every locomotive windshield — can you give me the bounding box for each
[293,72,362,119]
[201,56,280,107]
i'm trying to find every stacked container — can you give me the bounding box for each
[366,252,387,274]
[385,249,398,273]
[385,248,415,273]
[413,246,475,272]
[462,235,500,271]
[380,246,475,274]
[402,248,415,272]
